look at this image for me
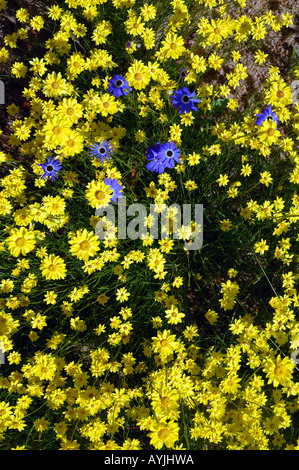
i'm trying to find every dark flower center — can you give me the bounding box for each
[166,150,173,158]
[182,95,190,103]
[99,147,106,154]
[115,80,123,87]
[46,165,54,172]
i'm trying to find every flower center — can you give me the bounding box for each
[15,237,26,248]
[115,80,123,87]
[51,81,60,89]
[214,27,221,35]
[99,147,106,154]
[170,43,177,50]
[267,128,275,136]
[277,90,284,98]
[166,150,173,158]
[274,365,284,377]
[182,95,190,103]
[46,165,54,172]
[48,264,57,272]
[134,73,143,81]
[160,339,169,347]
[67,139,75,148]
[103,102,110,108]
[67,107,74,115]
[161,396,171,406]
[158,428,170,440]
[52,126,62,135]
[80,241,91,251]
[95,190,106,200]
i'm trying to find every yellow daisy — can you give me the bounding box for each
[148,420,179,449]
[42,71,68,98]
[40,254,67,280]
[98,93,119,117]
[85,179,113,210]
[60,129,84,157]
[126,60,151,90]
[263,354,295,387]
[69,228,100,262]
[159,32,186,60]
[56,97,83,124]
[6,227,36,257]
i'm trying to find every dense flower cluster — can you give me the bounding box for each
[0,0,298,451]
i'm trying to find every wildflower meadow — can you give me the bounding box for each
[0,0,299,451]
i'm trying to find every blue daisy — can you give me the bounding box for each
[89,140,115,163]
[170,86,201,114]
[38,156,62,180]
[145,142,166,174]
[156,141,181,170]
[145,141,181,173]
[104,177,123,202]
[255,105,279,126]
[107,74,132,98]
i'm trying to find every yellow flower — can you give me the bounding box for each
[205,309,218,324]
[70,316,87,332]
[56,97,83,124]
[60,129,84,156]
[43,116,71,150]
[220,219,233,231]
[125,15,145,36]
[263,354,295,387]
[97,293,110,305]
[148,420,179,449]
[6,227,36,257]
[159,32,186,60]
[85,179,113,210]
[69,229,100,262]
[40,254,67,280]
[266,81,292,107]
[33,354,57,380]
[256,119,280,145]
[151,386,179,416]
[44,291,58,305]
[254,239,269,255]
[42,71,68,97]
[98,93,119,117]
[259,171,273,187]
[152,330,177,357]
[126,60,151,90]
[116,287,130,303]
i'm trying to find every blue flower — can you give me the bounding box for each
[255,105,279,126]
[145,143,166,174]
[89,140,114,163]
[170,86,201,114]
[156,141,181,170]
[104,177,123,202]
[107,74,132,98]
[38,156,62,180]
[179,67,190,79]
[145,142,181,173]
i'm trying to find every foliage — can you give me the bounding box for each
[0,0,298,451]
